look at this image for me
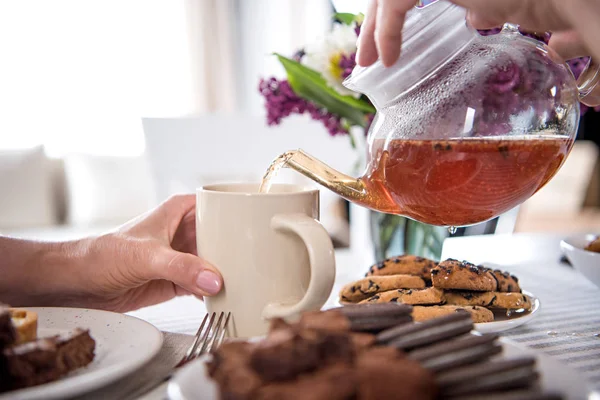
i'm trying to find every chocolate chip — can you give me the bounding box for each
[390,297,399,302]
[431,269,439,276]
[507,284,513,292]
[365,281,380,292]
[377,262,385,270]
[488,296,496,307]
[434,143,444,151]
[498,144,510,159]
[445,144,452,151]
[394,258,401,264]
[462,292,474,300]
[415,257,424,262]
[351,286,356,293]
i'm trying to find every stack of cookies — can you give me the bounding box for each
[339,256,531,323]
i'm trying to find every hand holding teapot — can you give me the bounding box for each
[357,0,600,106]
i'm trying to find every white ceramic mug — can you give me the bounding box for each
[196,183,336,338]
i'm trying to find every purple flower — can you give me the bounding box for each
[487,61,520,93]
[293,49,305,62]
[339,52,356,79]
[478,28,597,116]
[258,77,349,136]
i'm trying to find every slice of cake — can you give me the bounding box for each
[1,328,95,391]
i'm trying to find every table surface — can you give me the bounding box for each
[127,231,600,396]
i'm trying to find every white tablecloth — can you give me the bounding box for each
[123,232,600,398]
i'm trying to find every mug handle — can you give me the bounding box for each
[261,213,336,320]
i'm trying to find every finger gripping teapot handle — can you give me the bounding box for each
[577,58,600,106]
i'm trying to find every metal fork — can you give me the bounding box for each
[123,311,231,400]
[176,311,231,368]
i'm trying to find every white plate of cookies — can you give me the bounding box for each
[337,255,540,333]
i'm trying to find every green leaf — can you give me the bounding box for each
[274,54,375,126]
[334,12,357,25]
[334,12,364,25]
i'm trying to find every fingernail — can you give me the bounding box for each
[196,270,221,295]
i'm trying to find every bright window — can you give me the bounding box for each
[0,0,195,157]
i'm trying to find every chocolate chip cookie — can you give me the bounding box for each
[366,255,438,280]
[444,291,531,310]
[490,269,521,293]
[359,287,445,306]
[431,259,497,292]
[411,305,494,323]
[339,275,426,303]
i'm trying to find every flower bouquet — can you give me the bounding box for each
[258,10,596,262]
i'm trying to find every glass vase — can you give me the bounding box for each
[369,211,449,262]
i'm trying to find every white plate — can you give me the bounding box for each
[167,337,599,400]
[474,290,541,333]
[561,233,600,289]
[0,307,163,400]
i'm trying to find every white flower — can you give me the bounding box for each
[303,23,359,98]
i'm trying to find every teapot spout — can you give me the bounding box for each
[285,150,368,204]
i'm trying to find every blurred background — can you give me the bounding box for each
[0,0,598,251]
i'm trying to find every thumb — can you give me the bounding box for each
[148,250,223,297]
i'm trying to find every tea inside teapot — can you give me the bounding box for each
[360,135,570,226]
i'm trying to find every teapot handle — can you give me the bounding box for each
[577,58,600,105]
[501,22,600,106]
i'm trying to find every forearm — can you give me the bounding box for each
[0,237,90,307]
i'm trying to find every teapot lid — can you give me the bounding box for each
[344,0,475,108]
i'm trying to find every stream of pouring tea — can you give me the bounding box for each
[259,151,295,193]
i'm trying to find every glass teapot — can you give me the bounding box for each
[270,0,600,227]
